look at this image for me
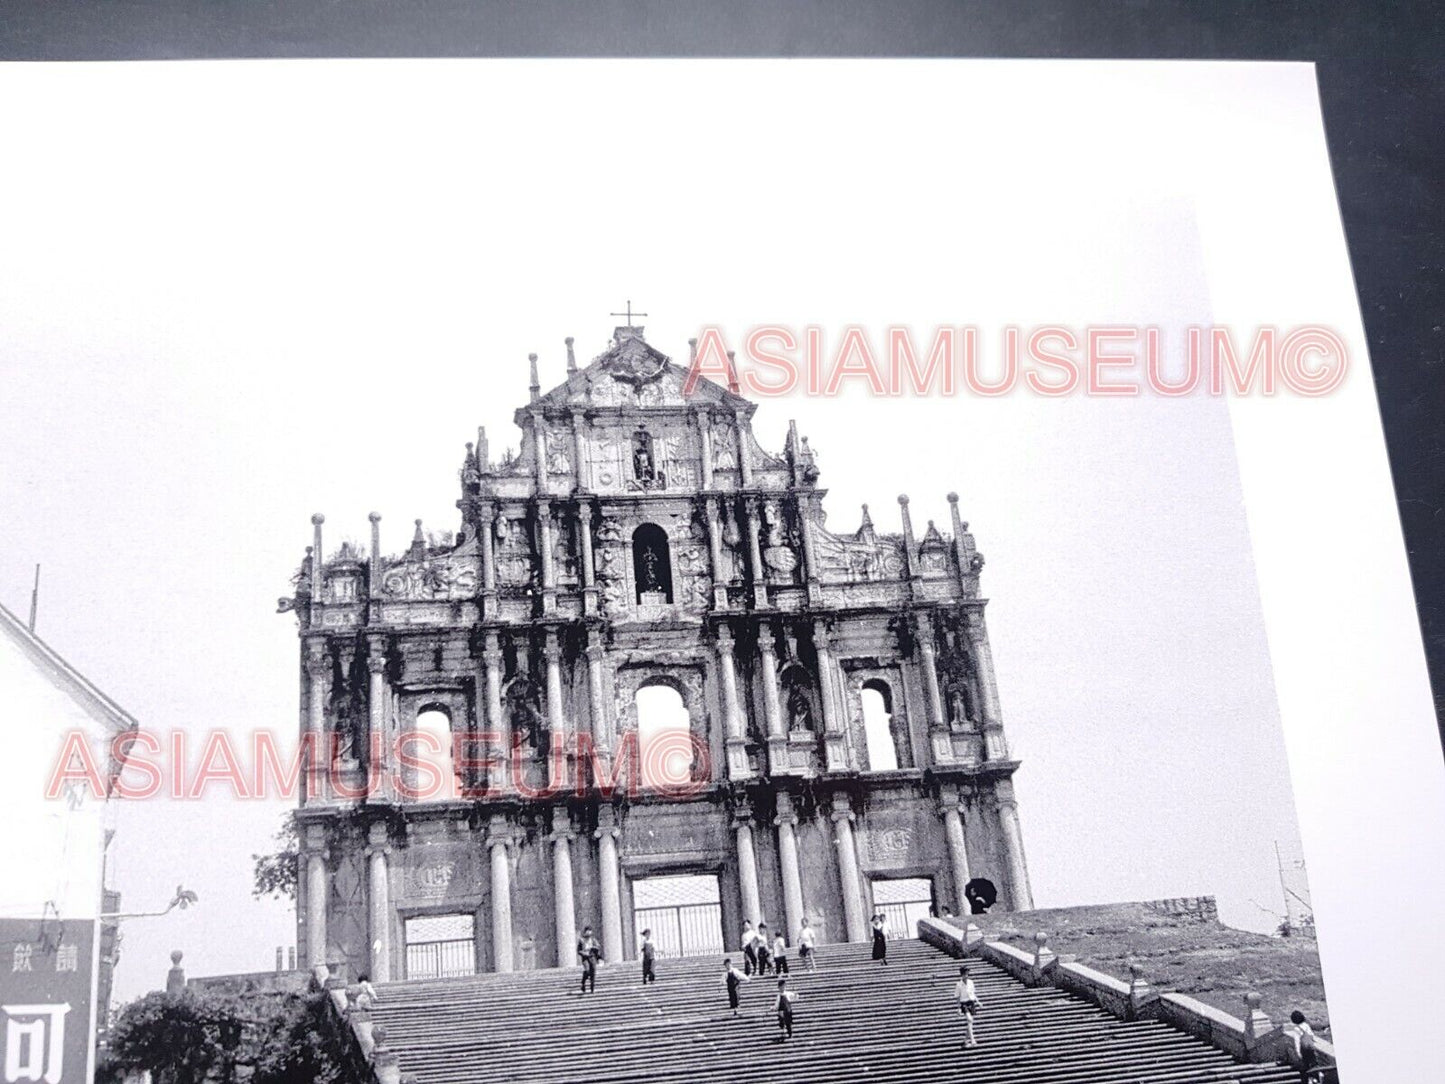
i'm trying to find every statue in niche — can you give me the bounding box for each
[788,685,815,732]
[638,546,664,592]
[947,680,978,728]
[546,441,571,475]
[632,429,657,484]
[505,678,546,752]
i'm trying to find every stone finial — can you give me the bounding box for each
[689,337,698,365]
[565,337,577,373]
[947,491,959,504]
[528,353,540,400]
[477,426,489,469]
[166,950,186,994]
[725,350,740,393]
[368,511,381,524]
[1243,992,1273,1041]
[311,513,325,526]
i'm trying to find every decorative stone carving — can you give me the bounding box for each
[380,556,479,600]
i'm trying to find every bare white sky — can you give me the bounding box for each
[0,60,1393,1025]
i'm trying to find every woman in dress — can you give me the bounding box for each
[870,913,889,965]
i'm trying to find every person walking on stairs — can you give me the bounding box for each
[723,957,750,1016]
[578,926,602,994]
[741,920,759,975]
[771,931,790,975]
[954,965,981,1047]
[640,928,657,985]
[755,922,773,975]
[774,977,796,1040]
[797,918,817,971]
[1289,1010,1320,1083]
[871,913,889,965]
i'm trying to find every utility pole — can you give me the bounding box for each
[27,563,40,633]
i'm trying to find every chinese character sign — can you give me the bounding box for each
[0,921,93,1084]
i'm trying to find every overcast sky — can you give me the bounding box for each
[0,60,1326,1004]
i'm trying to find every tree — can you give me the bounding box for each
[253,810,299,900]
[100,987,357,1084]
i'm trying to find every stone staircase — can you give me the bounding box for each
[367,939,1303,1083]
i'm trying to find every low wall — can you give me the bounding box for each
[918,916,1338,1082]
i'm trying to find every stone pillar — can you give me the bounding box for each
[366,824,392,982]
[595,809,624,963]
[305,645,329,802]
[757,621,789,773]
[478,499,497,614]
[705,496,728,609]
[577,500,598,614]
[550,826,577,968]
[946,492,973,589]
[305,834,329,968]
[529,400,546,489]
[585,636,610,764]
[797,494,822,600]
[996,783,1034,910]
[366,645,388,797]
[897,495,917,580]
[940,798,971,914]
[537,500,557,612]
[734,412,753,486]
[733,807,762,927]
[774,792,805,940]
[697,410,715,488]
[830,802,868,942]
[743,496,767,607]
[489,820,514,972]
[368,510,382,593]
[964,608,1008,759]
[482,633,506,793]
[543,629,566,786]
[310,513,325,612]
[915,613,951,766]
[715,625,751,779]
[813,621,849,772]
[571,412,588,492]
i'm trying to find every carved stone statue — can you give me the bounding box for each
[788,685,814,732]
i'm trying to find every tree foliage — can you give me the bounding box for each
[252,810,299,900]
[100,986,357,1084]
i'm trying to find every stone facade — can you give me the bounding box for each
[280,325,1032,982]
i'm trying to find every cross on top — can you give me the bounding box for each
[610,300,648,327]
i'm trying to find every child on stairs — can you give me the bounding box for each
[954,965,981,1047]
[775,977,796,1040]
[723,957,750,1016]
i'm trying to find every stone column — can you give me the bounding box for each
[537,500,557,612]
[482,633,506,793]
[304,832,329,968]
[577,500,598,614]
[797,494,822,601]
[550,826,577,968]
[757,621,789,773]
[915,613,951,766]
[733,806,762,927]
[585,636,610,765]
[715,625,751,779]
[366,647,389,798]
[478,499,497,615]
[595,809,624,963]
[489,820,514,972]
[897,495,918,580]
[734,412,753,486]
[697,410,715,488]
[830,801,868,942]
[939,797,971,914]
[813,621,849,772]
[305,645,329,803]
[529,398,546,489]
[946,492,974,590]
[571,412,588,492]
[368,510,382,600]
[996,784,1034,911]
[705,497,728,609]
[310,513,325,615]
[964,608,1008,759]
[543,629,566,786]
[774,792,805,940]
[743,496,767,607]
[366,824,392,982]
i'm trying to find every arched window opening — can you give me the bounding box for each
[861,680,899,772]
[413,706,458,800]
[632,523,674,603]
[634,684,693,790]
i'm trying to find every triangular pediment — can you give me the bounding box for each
[531,327,749,413]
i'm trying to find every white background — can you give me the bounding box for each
[0,60,1439,1080]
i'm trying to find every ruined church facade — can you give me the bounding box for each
[282,325,1032,981]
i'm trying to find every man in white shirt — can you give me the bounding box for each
[797,918,817,971]
[953,964,980,1047]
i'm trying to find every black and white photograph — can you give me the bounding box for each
[1,7,1441,1084]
